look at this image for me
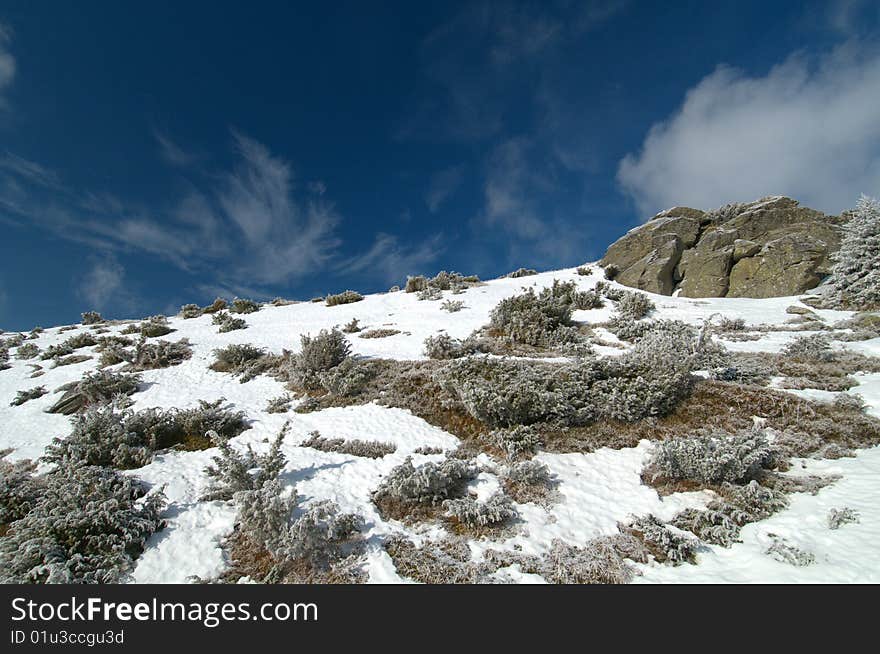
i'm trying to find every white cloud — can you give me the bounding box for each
[618,41,880,217]
[340,232,444,284]
[425,165,465,212]
[154,131,196,167]
[0,23,15,104]
[77,257,126,310]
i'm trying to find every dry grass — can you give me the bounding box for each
[358,328,402,339]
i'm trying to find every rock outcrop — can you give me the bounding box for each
[601,196,843,298]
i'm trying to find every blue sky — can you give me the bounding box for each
[1,1,878,330]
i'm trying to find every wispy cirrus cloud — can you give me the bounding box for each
[154,130,197,167]
[0,22,15,107]
[339,232,445,284]
[425,165,465,213]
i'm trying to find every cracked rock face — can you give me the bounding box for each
[601,196,843,298]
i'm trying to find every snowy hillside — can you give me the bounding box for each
[1,264,878,584]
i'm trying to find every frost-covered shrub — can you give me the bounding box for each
[504,459,551,486]
[444,492,516,528]
[827,194,880,309]
[290,329,351,390]
[424,333,478,360]
[0,345,9,371]
[427,270,480,291]
[615,290,655,320]
[405,275,428,293]
[488,282,579,347]
[325,290,363,306]
[47,370,142,415]
[15,342,39,360]
[265,395,293,414]
[139,316,173,338]
[604,264,619,280]
[314,357,377,397]
[623,515,698,565]
[441,299,465,313]
[211,310,247,333]
[359,328,401,338]
[202,297,228,314]
[3,333,26,348]
[40,342,75,360]
[781,334,835,362]
[210,343,266,376]
[179,303,202,319]
[834,393,866,413]
[764,536,815,566]
[417,287,443,301]
[576,266,591,276]
[540,535,645,584]
[53,354,91,367]
[342,318,361,333]
[300,431,396,459]
[201,423,288,501]
[646,430,776,485]
[507,267,537,278]
[230,297,261,314]
[81,311,104,325]
[124,337,192,370]
[486,425,542,459]
[718,316,746,331]
[828,507,860,530]
[0,463,164,583]
[10,386,47,407]
[45,399,248,468]
[672,481,788,547]
[0,454,39,524]
[372,456,478,510]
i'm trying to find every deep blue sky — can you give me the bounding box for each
[1,1,878,330]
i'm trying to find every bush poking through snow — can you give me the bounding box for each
[202,297,228,314]
[10,386,47,407]
[444,492,517,529]
[14,343,39,360]
[424,333,478,360]
[289,328,351,391]
[372,456,478,519]
[507,267,537,278]
[827,194,880,310]
[488,282,580,347]
[540,535,647,584]
[265,395,293,414]
[441,299,465,313]
[81,311,104,325]
[127,338,192,370]
[138,316,173,338]
[179,303,202,319]
[45,399,249,468]
[504,459,551,486]
[47,370,142,415]
[764,536,815,567]
[417,287,443,301]
[325,290,363,307]
[405,275,428,293]
[300,431,396,459]
[645,430,776,485]
[781,334,835,362]
[210,343,266,377]
[230,297,261,314]
[212,310,248,333]
[0,453,40,524]
[342,318,362,334]
[615,290,655,321]
[486,425,542,459]
[201,423,288,502]
[621,515,699,565]
[0,463,164,583]
[828,507,860,530]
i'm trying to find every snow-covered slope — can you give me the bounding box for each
[2,264,878,583]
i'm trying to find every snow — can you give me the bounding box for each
[2,263,879,584]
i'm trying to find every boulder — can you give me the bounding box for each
[601,196,842,298]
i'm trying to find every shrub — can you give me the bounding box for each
[202,297,228,314]
[212,310,248,333]
[325,290,363,307]
[0,454,40,524]
[645,430,776,485]
[201,423,288,501]
[424,334,477,360]
[764,536,815,566]
[40,342,75,360]
[372,456,478,513]
[47,370,142,415]
[65,333,99,349]
[405,275,428,293]
[427,271,480,291]
[828,507,860,530]
[718,316,746,331]
[314,358,378,397]
[0,463,164,583]
[486,425,542,459]
[300,431,396,459]
[53,354,92,367]
[507,268,537,278]
[179,303,202,319]
[138,316,173,338]
[359,328,401,338]
[81,311,104,325]
[540,535,645,584]
[265,395,293,414]
[615,291,655,320]
[15,343,39,360]
[230,297,261,314]
[622,515,698,565]
[417,287,443,301]
[488,282,579,347]
[342,318,362,333]
[504,459,552,486]
[444,492,516,529]
[604,264,619,280]
[781,334,835,362]
[44,399,248,468]
[128,338,192,370]
[440,299,465,313]
[576,266,591,276]
[210,343,266,375]
[290,329,351,390]
[10,386,47,407]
